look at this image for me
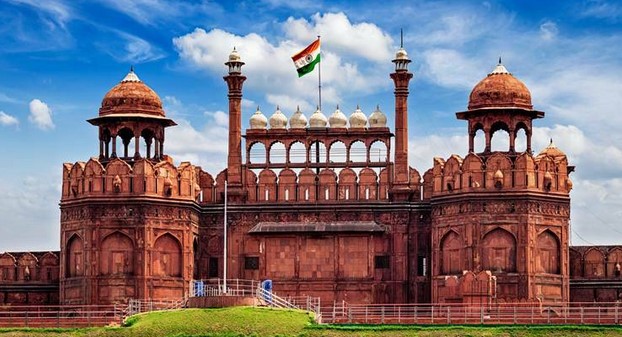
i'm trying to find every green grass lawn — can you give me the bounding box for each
[0,307,622,337]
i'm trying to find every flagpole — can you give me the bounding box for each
[223,180,227,295]
[317,35,321,112]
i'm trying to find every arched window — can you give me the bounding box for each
[249,142,267,164]
[309,141,327,164]
[289,141,306,164]
[153,234,182,277]
[349,141,366,162]
[100,232,134,276]
[440,231,462,275]
[66,235,84,277]
[481,228,516,273]
[369,140,388,162]
[537,230,560,274]
[490,122,510,152]
[268,142,286,164]
[329,141,347,163]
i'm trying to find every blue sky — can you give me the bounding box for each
[0,0,621,251]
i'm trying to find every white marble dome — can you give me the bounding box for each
[368,105,387,128]
[329,105,348,128]
[309,106,328,128]
[269,106,287,129]
[349,105,368,128]
[249,106,268,129]
[289,106,308,129]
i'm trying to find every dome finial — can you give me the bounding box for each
[400,28,404,48]
[498,56,502,65]
[130,65,134,72]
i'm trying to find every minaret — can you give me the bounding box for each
[223,48,246,202]
[389,33,414,201]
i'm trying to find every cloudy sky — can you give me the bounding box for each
[0,0,621,251]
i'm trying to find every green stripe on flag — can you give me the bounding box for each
[297,54,321,77]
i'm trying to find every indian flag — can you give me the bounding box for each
[291,38,320,78]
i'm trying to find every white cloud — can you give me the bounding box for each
[28,99,54,130]
[539,21,558,41]
[282,12,394,62]
[95,0,220,26]
[96,29,165,64]
[0,111,19,127]
[173,13,394,114]
[421,49,481,89]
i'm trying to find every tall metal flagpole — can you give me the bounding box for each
[317,35,322,111]
[223,181,228,294]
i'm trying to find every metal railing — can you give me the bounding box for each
[190,278,262,297]
[0,304,119,328]
[320,301,622,325]
[126,298,187,317]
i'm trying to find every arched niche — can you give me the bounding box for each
[258,169,277,202]
[338,168,357,200]
[536,230,560,274]
[153,233,182,277]
[66,234,84,278]
[0,253,16,281]
[584,248,605,278]
[99,232,134,276]
[440,231,462,275]
[481,228,516,273]
[569,248,582,278]
[278,169,297,201]
[249,142,267,164]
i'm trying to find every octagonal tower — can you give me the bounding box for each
[430,61,573,306]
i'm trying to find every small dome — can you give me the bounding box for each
[249,106,267,130]
[309,106,328,128]
[228,47,241,62]
[468,60,532,110]
[100,68,164,117]
[289,106,307,129]
[329,105,347,128]
[349,105,368,128]
[538,139,566,158]
[395,47,409,61]
[269,106,288,129]
[368,105,387,127]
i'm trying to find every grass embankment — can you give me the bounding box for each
[0,307,622,337]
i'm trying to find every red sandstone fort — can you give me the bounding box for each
[0,45,618,306]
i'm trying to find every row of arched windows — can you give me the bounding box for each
[440,229,560,275]
[248,140,388,165]
[570,248,622,279]
[66,232,182,278]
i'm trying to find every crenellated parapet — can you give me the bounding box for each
[431,144,573,197]
[61,157,202,202]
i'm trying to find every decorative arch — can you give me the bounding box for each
[297,168,317,201]
[328,141,347,163]
[490,121,510,152]
[358,168,378,200]
[338,168,357,200]
[278,169,297,201]
[584,248,606,278]
[17,253,37,281]
[440,231,462,275]
[481,228,516,273]
[268,141,286,164]
[99,232,134,276]
[514,122,529,153]
[308,141,327,164]
[569,248,582,278]
[288,141,306,164]
[258,169,277,202]
[536,230,560,274]
[248,142,267,164]
[318,168,337,201]
[349,140,367,162]
[140,128,156,159]
[0,253,16,281]
[153,233,182,277]
[608,248,622,278]
[66,234,84,277]
[369,140,388,162]
[39,252,59,282]
[117,127,135,158]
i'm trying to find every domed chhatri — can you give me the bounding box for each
[249,106,268,130]
[100,68,164,117]
[269,106,288,129]
[538,138,566,158]
[309,106,328,128]
[468,60,533,110]
[329,105,348,128]
[368,105,387,128]
[289,106,308,129]
[349,105,368,128]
